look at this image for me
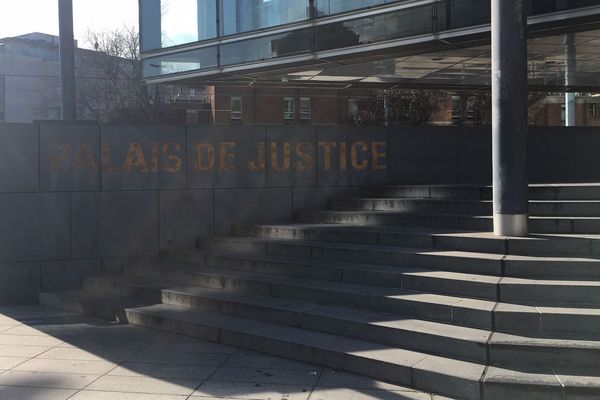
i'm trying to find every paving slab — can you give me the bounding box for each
[0,370,100,389]
[0,385,76,400]
[85,375,202,395]
[192,381,313,399]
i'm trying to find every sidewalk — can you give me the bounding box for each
[0,305,449,400]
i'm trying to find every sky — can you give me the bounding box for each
[0,0,139,48]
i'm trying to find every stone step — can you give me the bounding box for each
[231,223,600,257]
[295,209,492,231]
[126,303,600,399]
[330,198,600,217]
[126,303,485,400]
[500,277,600,306]
[197,236,505,276]
[114,264,497,330]
[360,185,492,200]
[361,184,600,201]
[163,249,500,300]
[93,274,600,370]
[488,332,600,369]
[38,290,151,322]
[294,210,600,234]
[197,236,600,281]
[82,273,490,364]
[124,262,600,335]
[482,366,600,400]
[172,248,600,306]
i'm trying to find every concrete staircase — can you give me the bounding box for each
[40,183,600,400]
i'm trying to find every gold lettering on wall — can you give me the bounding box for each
[271,142,291,172]
[73,143,98,173]
[318,142,337,171]
[123,143,149,173]
[248,142,266,172]
[372,142,387,171]
[219,142,236,172]
[102,143,119,173]
[49,138,387,176]
[295,142,314,172]
[162,142,182,173]
[339,142,348,171]
[194,143,215,171]
[151,143,159,172]
[50,143,72,173]
[351,141,369,171]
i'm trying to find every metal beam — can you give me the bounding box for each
[491,0,529,236]
[58,0,76,120]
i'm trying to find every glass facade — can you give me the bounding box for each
[220,0,310,36]
[315,0,401,17]
[140,0,600,78]
[142,46,218,77]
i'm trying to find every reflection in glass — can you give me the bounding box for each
[142,46,218,77]
[315,0,400,16]
[435,0,490,31]
[161,0,217,47]
[316,5,433,51]
[220,0,310,36]
[220,29,312,65]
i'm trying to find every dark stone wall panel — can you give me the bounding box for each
[39,122,100,191]
[0,123,39,193]
[160,190,214,249]
[292,186,359,211]
[214,188,293,235]
[0,262,40,305]
[41,259,102,292]
[0,193,70,262]
[389,126,459,184]
[71,191,159,258]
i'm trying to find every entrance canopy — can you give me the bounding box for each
[140,0,600,91]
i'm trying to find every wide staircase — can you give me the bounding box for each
[40,183,600,399]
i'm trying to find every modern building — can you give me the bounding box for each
[138,1,600,127]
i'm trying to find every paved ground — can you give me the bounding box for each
[0,305,449,400]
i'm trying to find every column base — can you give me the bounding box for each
[493,213,529,237]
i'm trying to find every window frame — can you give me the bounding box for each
[230,96,243,121]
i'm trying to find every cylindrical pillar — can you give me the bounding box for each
[58,0,76,120]
[565,34,576,127]
[491,0,529,236]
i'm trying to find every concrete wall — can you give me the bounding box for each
[0,122,388,304]
[388,126,600,184]
[2,122,598,304]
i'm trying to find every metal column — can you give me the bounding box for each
[58,0,76,120]
[491,0,529,236]
[565,34,576,127]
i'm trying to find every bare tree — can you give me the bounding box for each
[76,26,179,123]
[350,89,449,125]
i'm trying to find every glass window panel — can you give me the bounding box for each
[220,29,312,65]
[142,46,218,78]
[284,97,295,120]
[300,97,311,120]
[231,97,243,120]
[161,0,199,47]
[435,0,490,31]
[315,0,401,16]
[220,0,310,36]
[315,5,433,52]
[144,0,217,49]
